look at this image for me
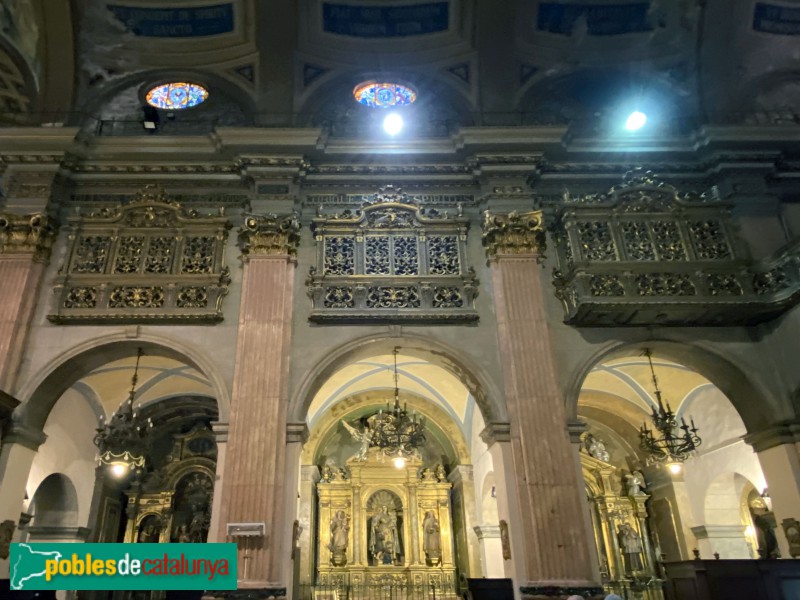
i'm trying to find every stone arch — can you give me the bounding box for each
[290,332,506,427]
[30,473,79,527]
[16,332,230,431]
[564,338,780,435]
[0,34,38,115]
[75,68,257,127]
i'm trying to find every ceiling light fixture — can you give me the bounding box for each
[625,110,647,131]
[383,113,404,135]
[639,348,701,469]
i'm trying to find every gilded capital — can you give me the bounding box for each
[481,210,546,257]
[0,212,57,262]
[238,213,301,257]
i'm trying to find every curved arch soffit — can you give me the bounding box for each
[302,391,470,465]
[290,332,505,426]
[565,339,779,435]
[76,68,257,123]
[16,332,230,430]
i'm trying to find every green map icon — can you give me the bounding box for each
[11,543,63,590]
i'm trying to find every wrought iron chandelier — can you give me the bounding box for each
[638,349,701,470]
[368,347,426,461]
[94,348,152,477]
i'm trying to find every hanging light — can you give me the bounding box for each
[94,348,152,476]
[639,348,701,468]
[368,347,426,459]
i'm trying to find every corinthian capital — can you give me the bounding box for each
[481,210,546,257]
[0,212,57,262]
[238,213,301,257]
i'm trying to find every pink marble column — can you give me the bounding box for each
[0,213,55,392]
[483,211,601,597]
[215,214,300,594]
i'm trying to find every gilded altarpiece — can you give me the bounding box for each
[316,449,456,594]
[123,425,216,545]
[581,453,660,598]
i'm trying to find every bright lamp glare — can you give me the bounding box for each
[625,111,647,131]
[110,463,127,477]
[667,462,683,475]
[393,457,406,469]
[383,113,404,135]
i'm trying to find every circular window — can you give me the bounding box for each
[145,82,209,110]
[353,82,417,108]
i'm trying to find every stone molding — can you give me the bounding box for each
[566,419,589,444]
[0,212,57,262]
[212,422,230,443]
[473,525,501,539]
[3,423,47,450]
[25,526,92,541]
[238,213,300,257]
[744,420,800,453]
[0,390,20,420]
[479,422,512,445]
[286,422,309,444]
[481,210,546,258]
[690,525,747,539]
[446,464,473,485]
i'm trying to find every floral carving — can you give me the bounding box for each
[482,210,546,257]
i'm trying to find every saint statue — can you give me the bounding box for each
[342,420,373,461]
[329,510,349,566]
[138,519,161,543]
[617,523,644,574]
[370,505,400,565]
[175,523,191,543]
[584,433,610,463]
[422,510,442,566]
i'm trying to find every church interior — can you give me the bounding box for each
[1,1,800,600]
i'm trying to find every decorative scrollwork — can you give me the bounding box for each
[753,267,790,295]
[323,236,355,275]
[181,236,215,274]
[590,275,625,297]
[428,235,460,274]
[177,287,209,308]
[393,236,419,275]
[238,213,300,257]
[651,221,686,261]
[706,274,743,296]
[144,237,175,273]
[689,220,731,260]
[621,222,655,261]
[72,236,111,273]
[114,236,145,274]
[109,287,166,309]
[323,287,355,308]
[64,287,97,309]
[635,274,695,296]
[366,287,421,309]
[0,212,57,262]
[481,210,546,257]
[365,237,391,275]
[432,287,463,308]
[577,221,617,261]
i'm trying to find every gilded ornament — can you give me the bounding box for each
[481,210,546,257]
[0,212,57,261]
[238,213,301,257]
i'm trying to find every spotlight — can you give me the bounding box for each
[625,111,647,131]
[111,463,127,477]
[393,456,406,469]
[383,113,403,135]
[666,462,683,475]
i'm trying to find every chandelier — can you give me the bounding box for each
[94,348,152,477]
[638,348,701,472]
[368,347,426,464]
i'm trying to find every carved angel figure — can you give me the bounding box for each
[625,470,647,496]
[342,420,372,461]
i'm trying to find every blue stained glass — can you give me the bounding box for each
[146,83,209,110]
[353,82,417,108]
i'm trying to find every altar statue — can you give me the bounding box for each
[329,510,349,566]
[370,505,400,565]
[422,510,442,565]
[618,522,644,573]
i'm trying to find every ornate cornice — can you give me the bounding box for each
[238,213,301,257]
[479,422,512,445]
[744,420,800,453]
[4,423,47,450]
[286,422,310,444]
[0,212,57,262]
[481,210,546,257]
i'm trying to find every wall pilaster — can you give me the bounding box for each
[213,214,299,598]
[482,210,602,598]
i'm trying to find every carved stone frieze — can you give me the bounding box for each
[238,213,301,257]
[48,186,231,324]
[0,212,57,262]
[481,210,546,257]
[549,172,800,326]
